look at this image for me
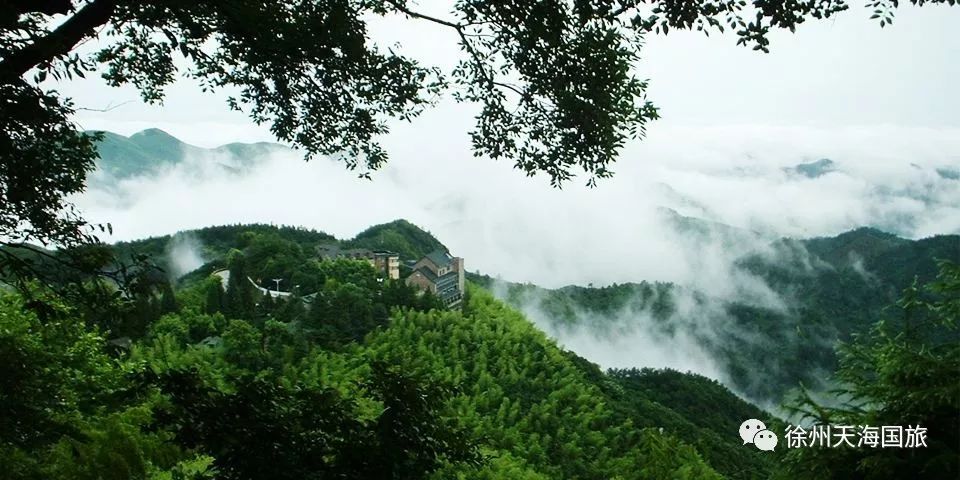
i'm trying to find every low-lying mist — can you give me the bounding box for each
[75,122,960,285]
[164,233,206,280]
[72,119,960,407]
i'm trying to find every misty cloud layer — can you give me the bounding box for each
[74,122,960,289]
[502,281,729,382]
[71,121,959,405]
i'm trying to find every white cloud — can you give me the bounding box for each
[73,119,960,290]
[71,120,958,407]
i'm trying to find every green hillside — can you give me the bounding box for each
[481,227,960,404]
[89,129,289,180]
[2,219,957,479]
[344,219,448,260]
[365,290,762,478]
[0,224,783,480]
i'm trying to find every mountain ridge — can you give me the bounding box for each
[111,219,449,276]
[89,128,290,180]
[470,223,958,404]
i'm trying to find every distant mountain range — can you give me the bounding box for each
[784,157,959,181]
[471,218,959,404]
[662,156,960,238]
[89,128,290,181]
[938,167,960,180]
[107,213,958,408]
[784,158,837,178]
[89,129,960,190]
[79,127,959,406]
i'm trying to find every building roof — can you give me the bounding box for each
[317,245,397,260]
[316,244,341,258]
[412,266,460,286]
[412,266,438,282]
[424,249,453,268]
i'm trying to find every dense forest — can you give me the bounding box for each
[472,226,960,404]
[1,221,957,479]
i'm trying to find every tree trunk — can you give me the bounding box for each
[0,0,117,81]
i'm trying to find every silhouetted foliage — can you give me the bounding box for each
[781,261,960,480]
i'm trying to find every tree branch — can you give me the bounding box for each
[384,1,514,96]
[493,81,523,96]
[383,0,460,29]
[11,0,74,16]
[77,99,133,112]
[0,0,117,80]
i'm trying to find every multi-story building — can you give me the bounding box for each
[371,251,400,281]
[316,244,400,280]
[406,249,465,308]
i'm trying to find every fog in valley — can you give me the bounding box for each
[71,121,960,406]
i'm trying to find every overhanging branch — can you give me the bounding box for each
[383,1,518,97]
[0,0,117,80]
[11,0,73,16]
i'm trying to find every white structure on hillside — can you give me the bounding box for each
[213,269,292,299]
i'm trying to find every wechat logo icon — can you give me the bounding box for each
[739,419,778,452]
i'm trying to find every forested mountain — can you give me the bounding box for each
[344,219,449,261]
[658,207,765,247]
[1,221,783,480]
[8,217,956,410]
[2,218,957,479]
[90,129,289,180]
[110,221,448,284]
[473,226,959,404]
[112,224,337,264]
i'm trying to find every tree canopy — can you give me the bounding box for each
[781,260,960,479]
